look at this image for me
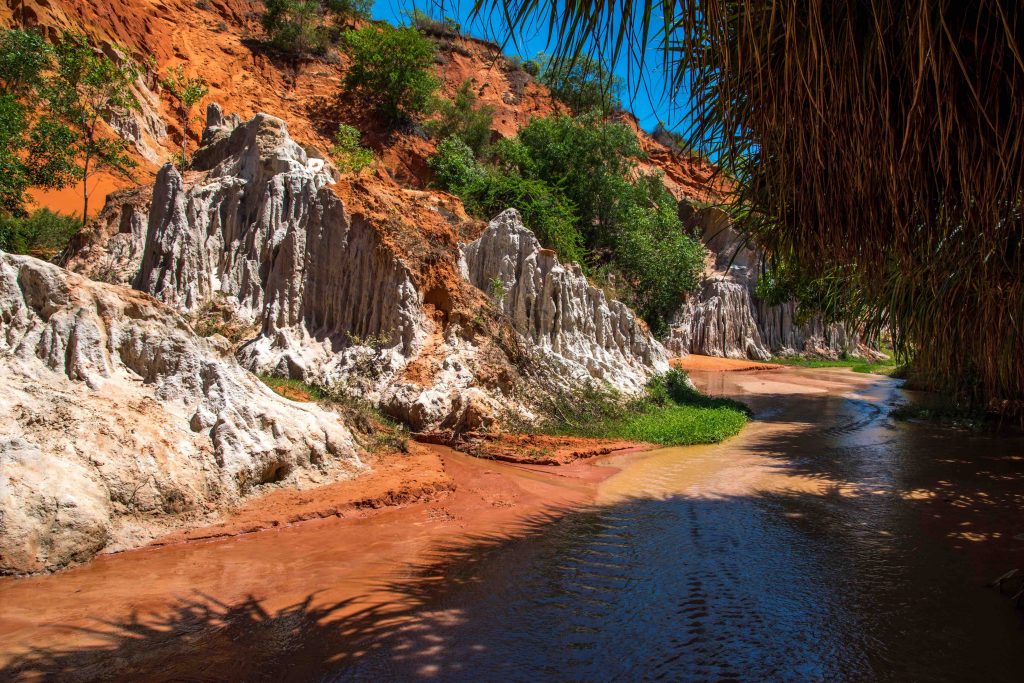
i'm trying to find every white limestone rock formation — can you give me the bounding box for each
[757,300,859,357]
[667,205,861,359]
[76,108,669,432]
[134,108,426,397]
[62,185,152,286]
[0,253,362,574]
[461,209,669,392]
[666,277,770,360]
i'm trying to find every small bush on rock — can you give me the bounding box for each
[261,0,331,56]
[331,123,373,173]
[427,80,494,155]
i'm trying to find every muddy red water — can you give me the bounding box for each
[2,367,1024,681]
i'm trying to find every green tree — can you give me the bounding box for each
[428,135,483,190]
[536,53,622,114]
[612,177,704,334]
[464,172,584,265]
[161,65,209,167]
[261,0,330,55]
[331,122,373,173]
[0,29,79,218]
[429,135,584,264]
[0,208,82,258]
[427,80,495,155]
[52,33,141,223]
[507,113,643,247]
[342,25,439,125]
[429,112,703,333]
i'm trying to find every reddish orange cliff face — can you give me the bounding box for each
[2,0,726,214]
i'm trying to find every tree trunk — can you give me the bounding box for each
[181,109,188,167]
[81,154,90,225]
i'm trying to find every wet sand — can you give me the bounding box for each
[671,353,780,372]
[0,445,622,680]
[3,367,1023,680]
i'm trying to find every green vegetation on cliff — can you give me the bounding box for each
[0,28,140,223]
[0,209,81,258]
[257,375,410,453]
[342,24,439,124]
[430,113,703,335]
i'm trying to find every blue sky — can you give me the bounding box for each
[370,0,693,136]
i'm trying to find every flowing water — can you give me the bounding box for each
[2,368,1023,681]
[335,369,1024,682]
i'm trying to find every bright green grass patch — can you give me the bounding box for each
[586,402,749,445]
[769,355,903,376]
[527,369,750,446]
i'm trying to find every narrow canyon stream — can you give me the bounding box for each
[2,368,1023,681]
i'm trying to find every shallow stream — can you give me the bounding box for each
[2,368,1023,681]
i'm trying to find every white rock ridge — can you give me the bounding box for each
[461,209,669,392]
[0,253,362,574]
[134,107,426,394]
[667,276,770,361]
[667,205,862,359]
[76,108,671,433]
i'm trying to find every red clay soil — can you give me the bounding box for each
[151,443,455,547]
[5,0,726,217]
[456,431,650,465]
[672,354,782,372]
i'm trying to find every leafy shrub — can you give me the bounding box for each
[429,113,704,333]
[404,8,460,37]
[261,0,330,56]
[508,113,643,248]
[612,178,704,334]
[427,80,494,155]
[428,135,483,190]
[536,53,622,114]
[0,209,81,258]
[331,122,373,172]
[646,368,701,405]
[324,0,373,24]
[463,172,585,265]
[342,25,439,124]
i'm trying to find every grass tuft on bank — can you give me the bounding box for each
[257,374,410,453]
[769,354,903,376]
[525,369,750,446]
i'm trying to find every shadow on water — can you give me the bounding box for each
[5,375,1024,681]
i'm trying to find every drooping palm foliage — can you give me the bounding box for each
[471,0,1024,410]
